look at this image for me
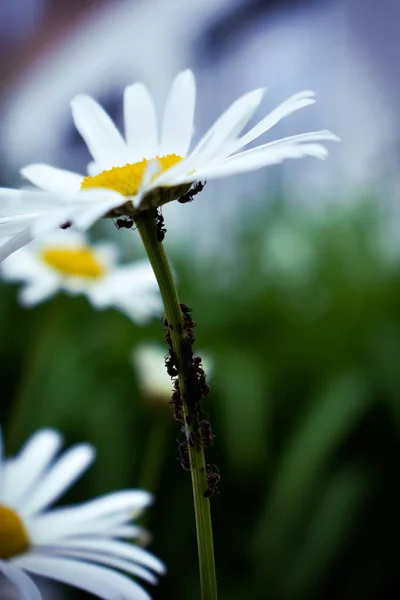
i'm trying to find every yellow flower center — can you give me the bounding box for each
[0,505,30,559]
[41,247,104,279]
[80,154,183,197]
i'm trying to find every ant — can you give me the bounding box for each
[115,216,135,230]
[180,303,195,329]
[187,431,196,448]
[165,351,178,377]
[200,420,215,447]
[155,210,167,242]
[178,181,206,204]
[177,441,191,471]
[204,464,220,498]
[60,221,72,230]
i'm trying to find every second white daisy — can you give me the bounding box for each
[0,229,162,323]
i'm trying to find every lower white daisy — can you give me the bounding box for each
[0,69,339,261]
[0,229,162,323]
[0,427,165,600]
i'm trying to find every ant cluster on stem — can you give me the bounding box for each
[163,301,218,498]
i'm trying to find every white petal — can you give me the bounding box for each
[21,444,95,517]
[124,83,158,160]
[226,130,340,161]
[69,489,153,520]
[0,561,42,600]
[0,189,69,214]
[30,207,80,237]
[160,70,196,157]
[15,554,151,600]
[133,159,162,208]
[47,548,158,585]
[144,154,197,188]
[0,229,33,263]
[26,190,123,236]
[192,142,330,181]
[30,509,138,544]
[225,90,317,156]
[151,88,266,189]
[19,280,59,307]
[71,95,129,170]
[107,525,148,540]
[50,538,166,575]
[189,88,266,163]
[263,130,341,147]
[87,161,102,177]
[21,165,83,193]
[0,217,36,238]
[34,228,88,249]
[71,191,125,231]
[29,490,153,543]
[113,297,163,324]
[88,261,162,323]
[1,247,42,281]
[2,430,63,507]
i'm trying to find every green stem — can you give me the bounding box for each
[135,211,218,600]
[6,298,61,452]
[138,418,171,494]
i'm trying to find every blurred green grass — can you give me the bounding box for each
[1,196,399,599]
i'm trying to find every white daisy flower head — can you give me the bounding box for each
[0,69,339,261]
[0,427,165,600]
[0,229,162,323]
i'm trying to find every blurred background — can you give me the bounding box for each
[1,0,400,598]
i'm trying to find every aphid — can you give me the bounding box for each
[204,464,220,498]
[178,181,206,204]
[116,216,135,229]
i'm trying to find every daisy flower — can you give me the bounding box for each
[0,229,162,323]
[0,427,165,600]
[0,69,339,261]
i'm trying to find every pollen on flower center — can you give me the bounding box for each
[41,247,104,279]
[80,154,183,197]
[0,505,30,559]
